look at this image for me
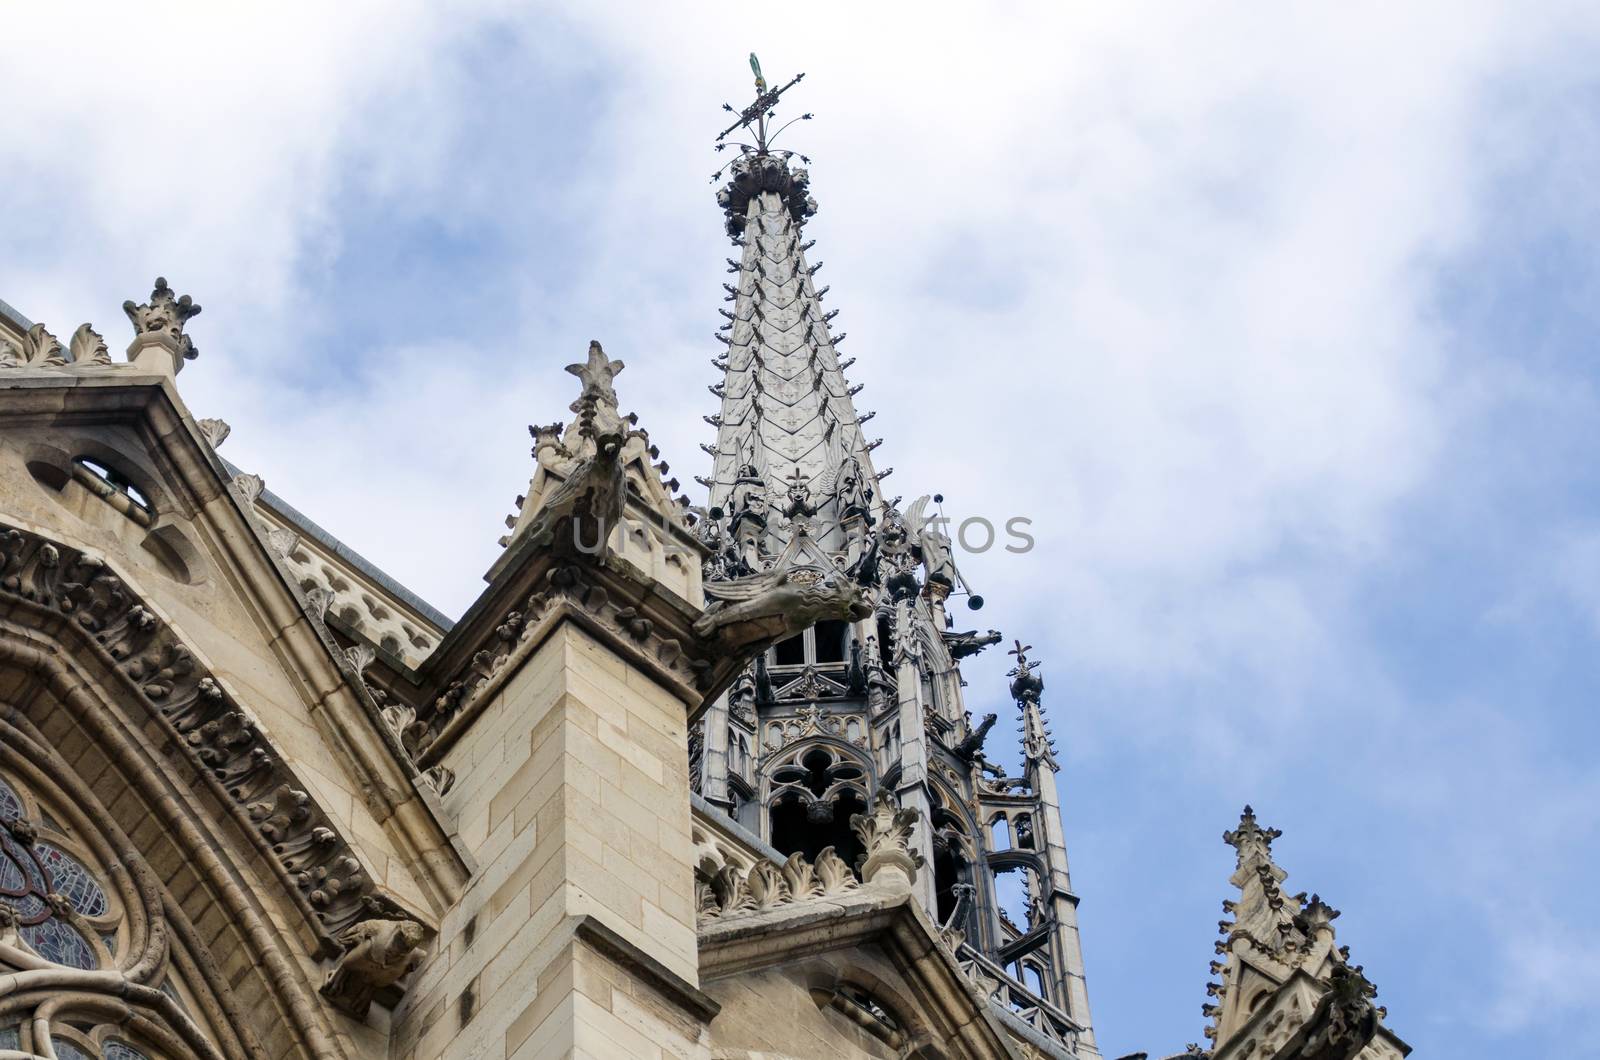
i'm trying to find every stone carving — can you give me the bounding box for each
[0,323,67,369]
[849,790,924,891]
[304,585,334,621]
[951,713,997,763]
[717,150,817,239]
[773,664,847,703]
[321,916,426,1019]
[718,464,771,575]
[266,527,299,558]
[943,628,1002,660]
[0,519,396,944]
[123,276,202,362]
[693,561,871,653]
[343,643,375,680]
[1207,806,1398,1058]
[231,471,266,508]
[197,417,232,448]
[697,844,859,924]
[903,494,959,589]
[69,323,112,366]
[1274,962,1379,1060]
[418,561,708,754]
[877,505,922,601]
[565,339,624,427]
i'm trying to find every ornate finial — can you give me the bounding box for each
[1007,640,1044,704]
[712,58,819,238]
[715,55,809,156]
[1224,805,1283,866]
[849,790,924,892]
[122,277,202,374]
[565,340,624,414]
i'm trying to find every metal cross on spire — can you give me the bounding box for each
[715,52,811,157]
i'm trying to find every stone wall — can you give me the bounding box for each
[392,622,712,1059]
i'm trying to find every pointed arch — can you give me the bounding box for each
[0,520,415,1058]
[761,738,874,867]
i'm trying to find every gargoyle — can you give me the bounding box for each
[942,628,1002,659]
[693,563,872,654]
[321,917,426,1019]
[1275,962,1381,1060]
[952,713,997,762]
[520,427,627,552]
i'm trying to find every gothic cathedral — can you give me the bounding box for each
[0,67,1408,1060]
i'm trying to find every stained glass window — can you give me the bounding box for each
[0,772,112,971]
[20,917,97,969]
[35,843,108,917]
[51,1038,93,1060]
[103,1041,153,1060]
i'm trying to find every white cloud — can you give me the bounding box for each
[6,4,1600,1053]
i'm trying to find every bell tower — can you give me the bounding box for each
[690,58,1102,1058]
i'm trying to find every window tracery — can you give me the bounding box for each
[0,766,202,1059]
[766,743,871,866]
[0,774,117,972]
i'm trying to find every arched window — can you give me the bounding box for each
[0,768,183,1058]
[770,621,854,669]
[0,773,117,970]
[992,865,1032,932]
[928,790,973,929]
[813,620,848,664]
[990,815,1011,851]
[767,745,870,866]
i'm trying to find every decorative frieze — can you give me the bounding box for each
[696,845,860,924]
[0,520,419,953]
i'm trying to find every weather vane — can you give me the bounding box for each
[712,52,812,179]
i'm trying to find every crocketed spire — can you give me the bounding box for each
[1202,807,1405,1060]
[700,147,884,562]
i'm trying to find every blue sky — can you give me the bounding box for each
[5,4,1600,1056]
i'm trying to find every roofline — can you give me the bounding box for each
[0,297,34,333]
[220,457,455,631]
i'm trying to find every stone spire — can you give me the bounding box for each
[1009,640,1058,772]
[700,120,883,562]
[1204,807,1409,1060]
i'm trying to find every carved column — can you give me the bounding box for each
[890,597,939,915]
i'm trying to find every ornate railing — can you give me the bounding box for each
[956,943,1081,1054]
